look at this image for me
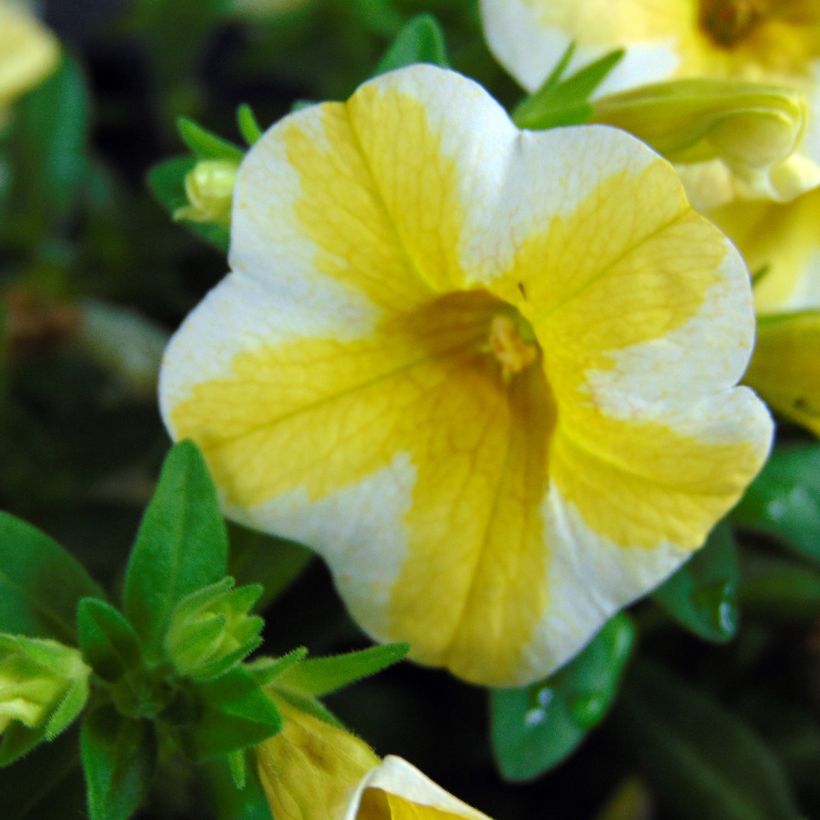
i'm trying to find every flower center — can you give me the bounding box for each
[485,311,539,381]
[700,0,765,46]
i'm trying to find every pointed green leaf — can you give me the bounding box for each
[653,522,739,642]
[205,754,273,820]
[732,444,820,564]
[186,666,282,760]
[123,441,228,658]
[490,613,635,781]
[0,513,102,642]
[77,598,143,683]
[177,117,244,162]
[616,660,799,820]
[81,707,156,820]
[147,155,230,251]
[373,14,449,77]
[227,749,247,790]
[513,49,624,130]
[275,643,409,697]
[247,647,308,687]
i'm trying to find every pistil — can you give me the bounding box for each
[485,312,538,382]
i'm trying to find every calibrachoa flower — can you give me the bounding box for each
[256,697,489,819]
[159,65,772,686]
[480,0,820,204]
[709,189,820,433]
[0,0,58,119]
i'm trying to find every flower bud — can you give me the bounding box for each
[0,635,89,737]
[592,79,811,206]
[256,696,380,819]
[174,159,238,227]
[256,698,491,819]
[164,577,263,680]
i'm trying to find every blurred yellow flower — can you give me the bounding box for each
[159,65,771,686]
[709,189,820,434]
[0,0,58,118]
[256,698,489,819]
[480,0,820,205]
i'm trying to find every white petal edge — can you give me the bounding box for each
[344,756,492,820]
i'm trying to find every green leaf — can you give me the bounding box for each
[513,49,624,130]
[236,104,263,145]
[275,643,409,697]
[186,666,282,760]
[205,754,273,820]
[732,443,820,564]
[247,647,308,687]
[147,155,230,251]
[653,522,739,642]
[77,598,143,683]
[616,660,799,820]
[373,14,449,77]
[0,512,102,642]
[12,55,90,224]
[123,441,229,659]
[228,525,313,610]
[739,553,820,621]
[177,116,244,162]
[81,707,156,820]
[0,729,84,820]
[490,613,635,781]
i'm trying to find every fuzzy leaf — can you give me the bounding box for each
[0,513,102,642]
[274,643,409,697]
[77,598,143,683]
[123,441,228,659]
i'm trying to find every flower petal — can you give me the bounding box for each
[709,187,820,313]
[346,756,491,820]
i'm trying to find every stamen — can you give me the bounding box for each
[485,313,538,381]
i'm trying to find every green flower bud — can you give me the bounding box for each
[165,577,264,680]
[592,79,810,204]
[174,159,239,227]
[0,635,89,738]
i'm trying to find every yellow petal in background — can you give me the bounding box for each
[0,1,59,112]
[745,310,820,436]
[480,0,820,204]
[161,65,772,686]
[709,187,820,313]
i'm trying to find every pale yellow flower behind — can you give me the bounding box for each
[0,1,58,117]
[480,0,820,205]
[160,66,772,687]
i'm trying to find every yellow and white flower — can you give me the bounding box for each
[256,697,489,819]
[480,0,820,205]
[0,0,58,119]
[159,65,772,686]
